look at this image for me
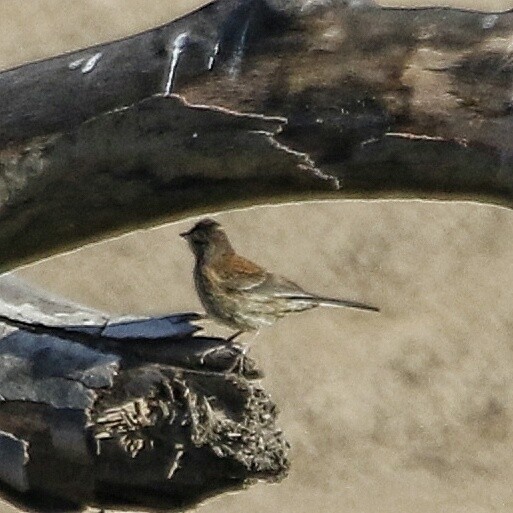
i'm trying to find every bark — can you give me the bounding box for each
[0,1,510,508]
[0,276,288,512]
[0,1,511,269]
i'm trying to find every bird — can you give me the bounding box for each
[180,218,379,343]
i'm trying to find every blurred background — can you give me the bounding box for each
[3,1,513,513]
[12,199,513,513]
[0,0,512,70]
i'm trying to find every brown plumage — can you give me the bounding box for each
[180,218,379,336]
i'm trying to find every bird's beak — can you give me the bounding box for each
[179,230,190,239]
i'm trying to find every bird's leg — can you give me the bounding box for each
[199,330,244,365]
[199,345,221,365]
[227,330,244,342]
[231,329,260,375]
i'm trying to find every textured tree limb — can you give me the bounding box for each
[0,0,508,510]
[0,1,512,268]
[0,276,288,512]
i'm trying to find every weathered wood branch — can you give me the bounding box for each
[0,0,510,510]
[0,1,512,269]
[0,276,287,512]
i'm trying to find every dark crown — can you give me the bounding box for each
[193,218,220,232]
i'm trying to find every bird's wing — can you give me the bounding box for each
[214,254,316,298]
[214,254,309,295]
[250,273,309,297]
[211,255,379,311]
[213,254,269,291]
[249,276,379,311]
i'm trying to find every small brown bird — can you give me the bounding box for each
[180,218,379,341]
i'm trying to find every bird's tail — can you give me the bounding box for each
[287,295,380,312]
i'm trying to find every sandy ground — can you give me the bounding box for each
[11,199,513,513]
[3,1,513,512]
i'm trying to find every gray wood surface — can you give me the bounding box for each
[0,275,288,511]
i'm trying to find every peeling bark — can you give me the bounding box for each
[0,1,512,268]
[0,276,288,512]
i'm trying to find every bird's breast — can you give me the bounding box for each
[193,264,266,331]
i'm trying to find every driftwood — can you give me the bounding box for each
[0,1,512,269]
[0,275,288,511]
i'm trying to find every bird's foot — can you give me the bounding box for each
[227,330,261,375]
[227,354,245,375]
[199,345,225,365]
[199,331,244,365]
[227,343,249,375]
[227,330,244,342]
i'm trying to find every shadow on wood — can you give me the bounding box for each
[0,0,512,509]
[0,276,288,512]
[0,1,513,268]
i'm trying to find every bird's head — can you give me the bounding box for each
[180,218,233,260]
